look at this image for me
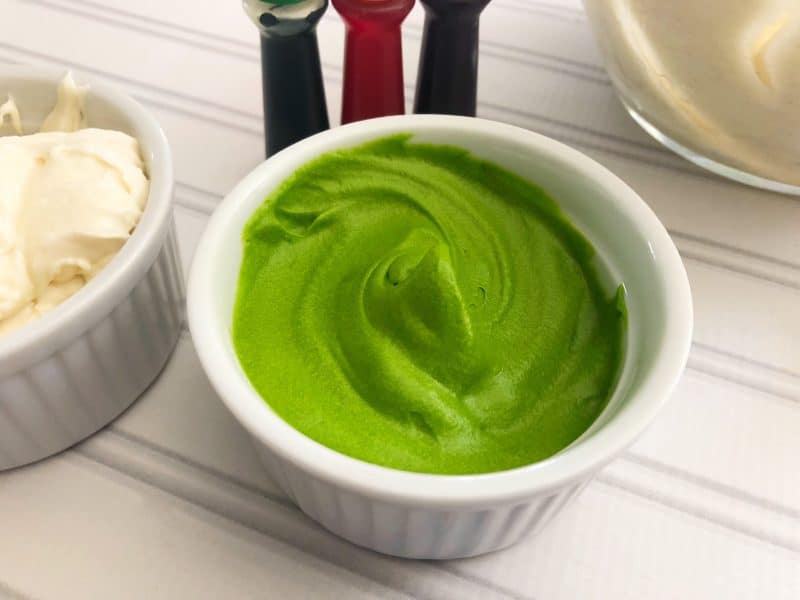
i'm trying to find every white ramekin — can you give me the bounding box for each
[188,115,693,559]
[0,66,184,471]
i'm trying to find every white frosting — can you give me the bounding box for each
[0,74,148,336]
[585,0,800,186]
[0,95,22,135]
[40,72,89,133]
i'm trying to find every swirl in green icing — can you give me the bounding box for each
[233,135,626,474]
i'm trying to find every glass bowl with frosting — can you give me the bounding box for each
[583,0,800,194]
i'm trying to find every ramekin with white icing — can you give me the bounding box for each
[0,66,183,470]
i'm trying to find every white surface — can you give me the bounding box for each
[0,0,798,597]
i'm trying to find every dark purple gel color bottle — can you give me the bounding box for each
[413,0,492,117]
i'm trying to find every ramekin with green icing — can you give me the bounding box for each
[188,115,692,559]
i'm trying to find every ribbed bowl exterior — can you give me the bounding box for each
[254,444,587,559]
[0,223,184,470]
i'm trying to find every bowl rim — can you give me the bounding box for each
[0,64,173,374]
[188,114,693,507]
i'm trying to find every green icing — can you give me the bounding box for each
[233,135,627,475]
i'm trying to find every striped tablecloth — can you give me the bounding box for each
[2,1,798,598]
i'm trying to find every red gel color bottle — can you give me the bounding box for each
[332,0,415,123]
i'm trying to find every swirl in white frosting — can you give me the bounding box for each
[0,73,148,335]
[584,0,800,186]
